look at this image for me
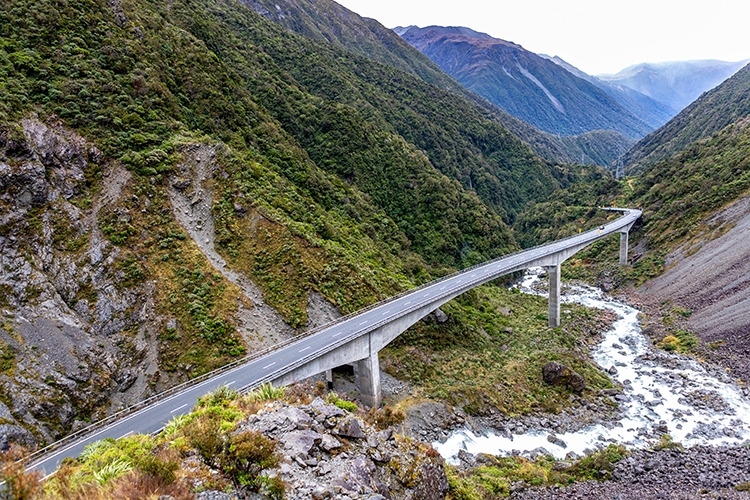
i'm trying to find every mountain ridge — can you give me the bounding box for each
[241,1,633,166]
[541,55,677,130]
[397,25,654,140]
[599,59,749,113]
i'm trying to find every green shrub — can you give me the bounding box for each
[93,458,133,485]
[326,392,358,412]
[222,430,280,490]
[246,382,286,402]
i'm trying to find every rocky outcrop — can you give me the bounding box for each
[542,362,586,394]
[233,399,449,499]
[0,117,157,444]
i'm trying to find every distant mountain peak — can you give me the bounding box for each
[398,25,652,140]
[396,25,523,51]
[597,59,749,111]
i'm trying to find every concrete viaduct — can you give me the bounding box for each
[29,208,639,475]
[272,208,639,407]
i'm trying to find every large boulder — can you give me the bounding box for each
[542,362,586,394]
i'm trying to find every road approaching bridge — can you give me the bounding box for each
[28,208,640,476]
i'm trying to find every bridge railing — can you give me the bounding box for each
[27,208,639,466]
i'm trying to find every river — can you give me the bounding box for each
[435,268,750,461]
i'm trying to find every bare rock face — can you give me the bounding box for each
[0,117,160,446]
[236,399,449,499]
[542,362,586,394]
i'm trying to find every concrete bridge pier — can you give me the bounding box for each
[619,231,629,265]
[357,351,381,408]
[545,264,561,328]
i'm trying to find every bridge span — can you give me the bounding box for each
[29,208,640,475]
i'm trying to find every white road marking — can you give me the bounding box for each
[440,286,446,290]
[359,320,368,325]
[299,346,311,352]
[382,310,390,315]
[170,404,188,414]
[263,362,276,370]
[227,380,236,386]
[118,431,133,439]
[404,301,411,305]
[331,331,344,337]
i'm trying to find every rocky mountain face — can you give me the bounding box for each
[622,63,750,174]
[0,117,153,445]
[542,55,677,129]
[397,26,653,141]
[598,59,749,114]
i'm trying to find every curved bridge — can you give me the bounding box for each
[30,208,640,475]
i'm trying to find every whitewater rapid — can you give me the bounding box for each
[435,269,750,461]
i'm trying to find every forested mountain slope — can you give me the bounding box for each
[623,63,750,174]
[398,26,653,140]
[0,0,604,445]
[243,0,633,167]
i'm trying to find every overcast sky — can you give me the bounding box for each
[335,0,750,75]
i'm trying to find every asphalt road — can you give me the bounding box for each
[29,208,641,476]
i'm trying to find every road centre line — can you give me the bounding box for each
[299,346,311,352]
[118,430,133,439]
[382,310,390,315]
[170,404,188,414]
[263,362,276,370]
[331,331,344,337]
[359,320,368,325]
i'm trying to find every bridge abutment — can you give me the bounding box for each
[545,264,561,328]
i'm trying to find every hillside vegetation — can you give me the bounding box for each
[515,115,750,289]
[243,0,635,167]
[0,0,624,446]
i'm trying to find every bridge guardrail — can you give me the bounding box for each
[27,208,639,466]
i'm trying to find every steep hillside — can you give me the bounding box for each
[0,0,541,444]
[543,55,677,129]
[0,0,628,447]
[599,59,749,113]
[238,0,632,167]
[241,0,459,92]
[398,26,653,140]
[515,112,750,381]
[623,63,750,174]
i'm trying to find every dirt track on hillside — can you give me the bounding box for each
[639,193,750,382]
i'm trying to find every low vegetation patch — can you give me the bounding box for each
[447,444,628,498]
[35,383,289,499]
[381,283,616,416]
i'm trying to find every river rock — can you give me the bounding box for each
[542,362,586,394]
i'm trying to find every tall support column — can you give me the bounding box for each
[619,231,629,265]
[545,265,561,328]
[357,335,381,408]
[325,369,334,390]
